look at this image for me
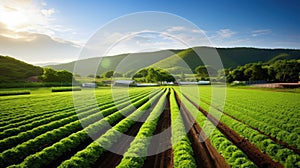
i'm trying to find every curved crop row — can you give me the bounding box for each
[0,88,149,132]
[0,89,151,152]
[116,90,168,167]
[200,92,299,148]
[170,89,197,168]
[181,89,300,167]
[57,89,165,168]
[175,89,257,168]
[198,88,299,148]
[0,94,75,121]
[1,89,162,168]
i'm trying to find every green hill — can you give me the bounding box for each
[48,50,181,76]
[0,56,43,82]
[48,47,300,75]
[151,47,300,73]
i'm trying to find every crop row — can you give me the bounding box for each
[201,94,300,150]
[2,89,162,167]
[56,89,165,168]
[116,89,169,167]
[169,89,197,167]
[198,88,299,136]
[181,90,300,167]
[174,89,256,167]
[0,89,149,137]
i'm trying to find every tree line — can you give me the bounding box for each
[193,59,300,83]
[85,59,300,84]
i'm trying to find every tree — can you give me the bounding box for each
[57,70,73,82]
[41,68,73,83]
[243,63,267,81]
[102,71,114,78]
[272,60,300,82]
[195,66,208,78]
[195,65,217,78]
[146,68,159,83]
[217,68,230,82]
[41,68,58,82]
[133,67,175,83]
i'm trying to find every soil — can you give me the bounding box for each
[200,99,300,155]
[95,121,144,168]
[94,96,161,168]
[182,93,283,168]
[175,93,230,168]
[143,93,173,168]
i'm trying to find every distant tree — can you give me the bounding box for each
[102,71,114,78]
[272,60,300,82]
[243,63,267,81]
[87,74,95,78]
[223,59,300,83]
[41,68,73,82]
[231,68,245,81]
[217,68,230,82]
[57,70,73,82]
[146,68,159,83]
[133,67,175,83]
[41,68,58,82]
[113,72,123,77]
[195,65,217,78]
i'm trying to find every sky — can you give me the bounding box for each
[0,0,299,64]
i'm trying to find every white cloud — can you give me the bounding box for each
[0,23,81,64]
[252,29,272,37]
[0,0,84,64]
[217,29,236,38]
[166,26,186,32]
[41,8,55,17]
[82,26,213,58]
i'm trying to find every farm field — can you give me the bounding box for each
[0,86,299,168]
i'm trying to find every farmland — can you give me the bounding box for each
[0,86,299,168]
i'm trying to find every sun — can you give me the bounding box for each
[0,1,53,32]
[0,8,29,30]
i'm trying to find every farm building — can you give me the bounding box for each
[136,83,160,87]
[82,83,97,88]
[114,80,136,86]
[178,81,210,85]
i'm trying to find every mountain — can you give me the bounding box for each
[48,47,300,76]
[0,56,43,82]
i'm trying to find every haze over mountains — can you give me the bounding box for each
[47,47,300,76]
[1,46,300,83]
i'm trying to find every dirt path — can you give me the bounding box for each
[175,93,229,168]
[200,98,300,155]
[182,93,283,168]
[144,93,173,168]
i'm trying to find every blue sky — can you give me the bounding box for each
[0,0,299,63]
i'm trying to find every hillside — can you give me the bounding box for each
[48,50,181,76]
[151,47,300,73]
[48,47,300,75]
[0,56,43,82]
